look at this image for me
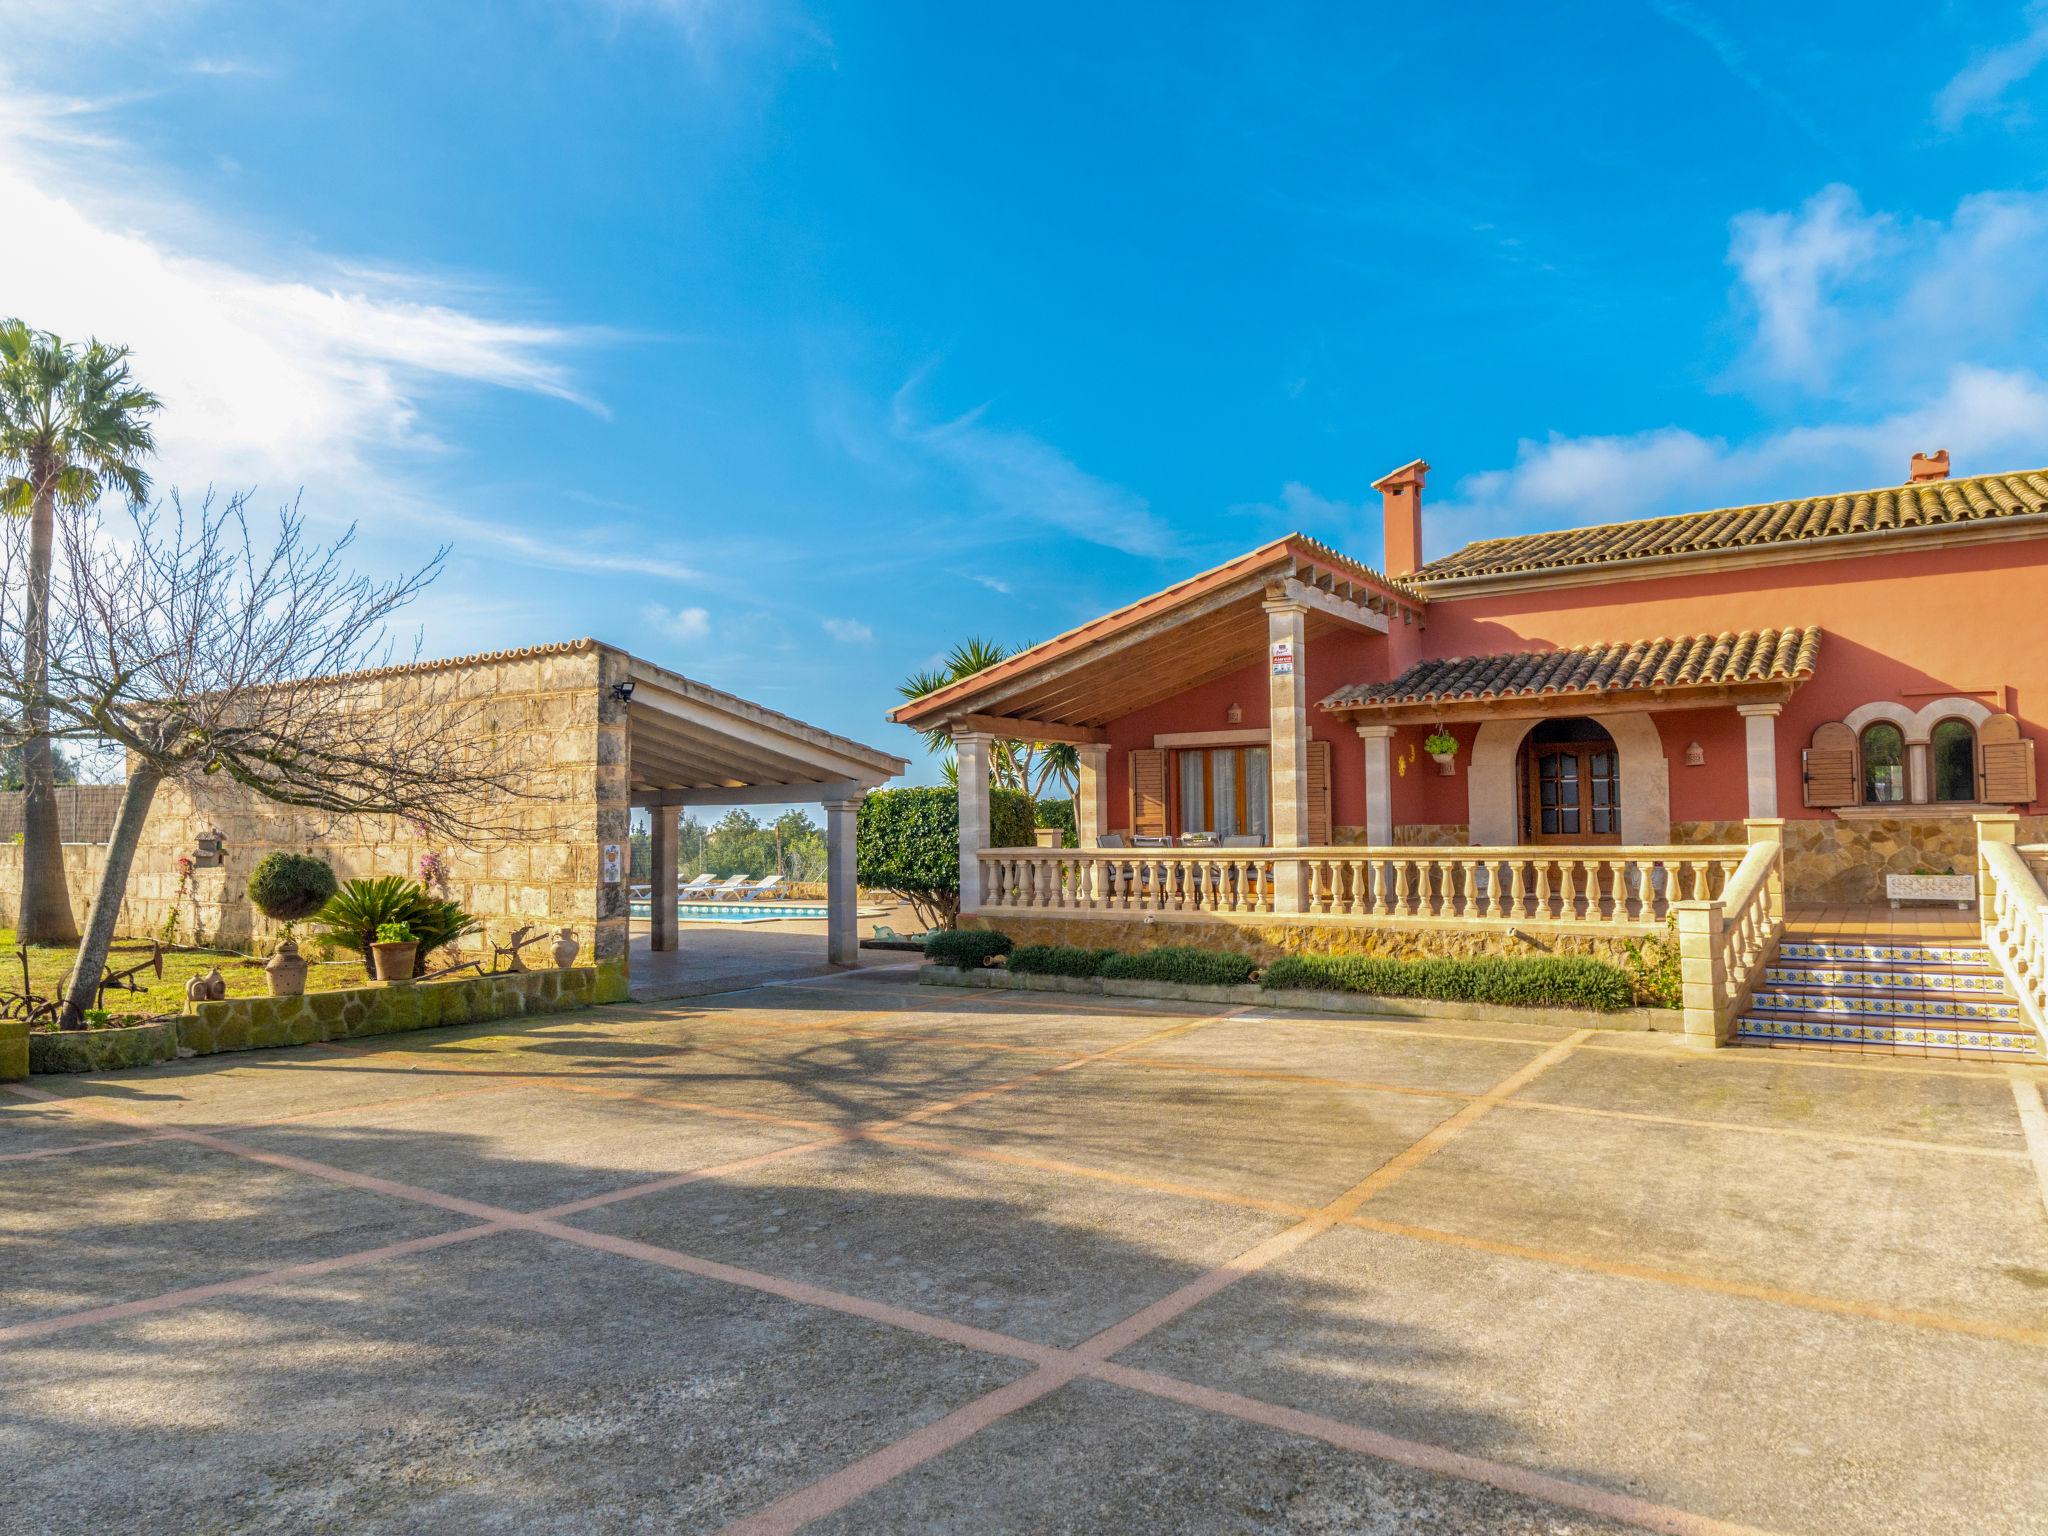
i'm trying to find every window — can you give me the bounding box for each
[1930,718,1977,802]
[1859,722,1906,804]
[1175,746,1270,840]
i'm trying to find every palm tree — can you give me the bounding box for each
[898,637,1079,800]
[0,321,159,943]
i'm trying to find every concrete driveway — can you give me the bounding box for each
[4,972,2046,1535]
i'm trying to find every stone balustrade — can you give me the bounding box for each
[977,844,1744,929]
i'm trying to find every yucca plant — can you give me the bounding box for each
[315,876,480,977]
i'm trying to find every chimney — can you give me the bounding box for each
[1909,449,1950,484]
[1372,458,1430,578]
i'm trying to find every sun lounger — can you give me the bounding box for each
[737,875,790,901]
[706,875,751,900]
[678,873,721,897]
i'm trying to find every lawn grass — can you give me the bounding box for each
[0,929,372,1018]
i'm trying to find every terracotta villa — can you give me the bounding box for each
[893,452,2048,1056]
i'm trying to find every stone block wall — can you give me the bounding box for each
[0,842,110,931]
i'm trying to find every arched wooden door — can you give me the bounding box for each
[1520,718,1622,845]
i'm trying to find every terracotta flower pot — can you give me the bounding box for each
[551,928,580,969]
[1430,751,1457,776]
[370,940,419,984]
[265,938,309,998]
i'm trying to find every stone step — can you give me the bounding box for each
[1762,965,2009,994]
[1736,1015,2041,1058]
[1779,940,1990,967]
[1747,990,2021,1023]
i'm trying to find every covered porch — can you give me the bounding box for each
[623,656,906,976]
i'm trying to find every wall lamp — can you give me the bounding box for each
[610,680,636,705]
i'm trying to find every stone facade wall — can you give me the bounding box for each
[1329,824,1469,847]
[1772,815,2048,906]
[0,842,109,930]
[963,911,1645,969]
[0,643,629,1001]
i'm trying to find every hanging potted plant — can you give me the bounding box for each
[370,921,420,984]
[1423,728,1459,774]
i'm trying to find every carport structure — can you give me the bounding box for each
[623,655,907,966]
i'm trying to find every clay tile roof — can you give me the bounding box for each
[1321,627,1822,712]
[1407,468,2048,585]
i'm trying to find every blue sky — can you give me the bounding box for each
[7,1,2048,788]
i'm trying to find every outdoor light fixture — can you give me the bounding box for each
[610,680,636,704]
[1226,702,1243,724]
[1685,741,1705,766]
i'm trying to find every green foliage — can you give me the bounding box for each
[858,787,961,930]
[375,921,416,944]
[1032,796,1077,848]
[244,851,338,926]
[922,928,1015,968]
[1260,952,1634,1012]
[1099,946,1258,986]
[990,788,1034,849]
[898,638,1081,800]
[1005,943,1118,978]
[317,876,477,977]
[1620,921,1682,1008]
[1423,731,1457,757]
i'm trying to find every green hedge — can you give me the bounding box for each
[1006,943,1119,977]
[1098,946,1258,987]
[989,788,1035,849]
[923,929,1015,968]
[1260,953,1634,1012]
[1032,796,1077,849]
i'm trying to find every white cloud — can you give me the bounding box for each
[0,80,609,578]
[1727,185,1886,389]
[960,571,1013,595]
[1429,366,2048,554]
[821,617,874,644]
[642,602,712,641]
[890,370,1174,559]
[1935,2,2048,129]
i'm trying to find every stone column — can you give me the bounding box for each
[1976,812,2019,929]
[1737,703,1781,820]
[1744,817,1786,924]
[650,805,679,953]
[1076,743,1111,847]
[1263,598,1311,914]
[953,729,993,915]
[1357,724,1395,846]
[823,794,864,967]
[1672,898,1729,1048]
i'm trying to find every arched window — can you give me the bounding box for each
[1859,721,1906,804]
[1930,718,1978,802]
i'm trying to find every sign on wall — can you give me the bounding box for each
[1269,639,1295,677]
[600,842,623,884]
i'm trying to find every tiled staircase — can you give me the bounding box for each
[1737,936,2044,1059]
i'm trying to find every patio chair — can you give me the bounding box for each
[737,874,790,901]
[1098,833,1127,848]
[678,873,721,897]
[706,874,751,901]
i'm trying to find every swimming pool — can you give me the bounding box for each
[628,901,830,923]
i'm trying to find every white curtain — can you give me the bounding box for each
[1179,751,1207,834]
[1244,748,1271,841]
[1213,750,1238,836]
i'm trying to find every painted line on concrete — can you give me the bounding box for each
[1090,1362,1784,1536]
[1222,1007,1579,1048]
[711,1032,1598,1535]
[0,1222,508,1344]
[1341,1213,2048,1349]
[1504,1096,2032,1162]
[1579,1034,2029,1081]
[2008,1067,2048,1219]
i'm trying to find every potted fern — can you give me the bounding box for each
[1424,729,1458,774]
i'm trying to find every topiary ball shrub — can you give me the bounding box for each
[1098,946,1257,987]
[1006,943,1117,978]
[923,928,1015,969]
[245,851,339,928]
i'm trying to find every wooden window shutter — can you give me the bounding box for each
[1306,738,1332,845]
[1979,715,2037,804]
[1130,749,1168,837]
[1801,722,1857,808]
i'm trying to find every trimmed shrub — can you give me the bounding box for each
[1006,943,1117,978]
[245,851,338,928]
[1098,946,1258,987]
[1032,796,1078,849]
[1260,953,1634,1012]
[923,928,1015,969]
[989,788,1035,849]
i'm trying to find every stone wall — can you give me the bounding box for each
[178,966,598,1058]
[1772,815,2048,906]
[0,842,109,932]
[962,911,1646,969]
[0,642,629,1001]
